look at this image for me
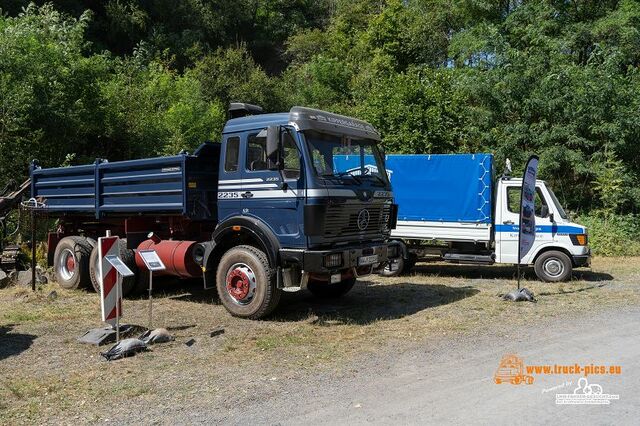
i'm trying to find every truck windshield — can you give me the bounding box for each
[303,130,389,186]
[548,187,569,220]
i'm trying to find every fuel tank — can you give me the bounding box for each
[136,239,202,278]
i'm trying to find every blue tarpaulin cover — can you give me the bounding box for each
[384,154,493,223]
[331,153,493,223]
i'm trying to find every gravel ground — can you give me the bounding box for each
[0,257,638,424]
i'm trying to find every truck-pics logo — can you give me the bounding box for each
[494,354,535,385]
[494,353,622,387]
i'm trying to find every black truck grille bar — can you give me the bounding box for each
[323,203,391,237]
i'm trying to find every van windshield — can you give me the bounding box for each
[548,187,569,220]
[303,130,389,186]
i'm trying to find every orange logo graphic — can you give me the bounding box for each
[494,354,535,385]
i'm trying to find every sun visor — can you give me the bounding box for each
[289,106,381,141]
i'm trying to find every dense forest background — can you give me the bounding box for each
[1,1,640,253]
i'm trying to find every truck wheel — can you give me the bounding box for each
[54,236,93,289]
[307,277,356,298]
[379,257,405,277]
[534,250,572,282]
[89,239,137,296]
[215,245,281,319]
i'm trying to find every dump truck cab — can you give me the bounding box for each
[198,106,397,316]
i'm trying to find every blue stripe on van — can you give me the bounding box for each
[495,224,584,234]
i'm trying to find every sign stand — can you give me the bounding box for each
[99,231,136,342]
[104,252,135,340]
[137,249,166,329]
[79,231,134,345]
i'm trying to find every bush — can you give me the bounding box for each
[576,213,640,256]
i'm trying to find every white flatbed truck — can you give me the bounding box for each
[379,154,590,281]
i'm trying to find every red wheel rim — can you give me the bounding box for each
[225,264,256,305]
[66,255,76,272]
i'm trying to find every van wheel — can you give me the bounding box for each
[54,236,93,289]
[216,245,281,319]
[89,239,137,296]
[534,251,572,282]
[308,277,356,298]
[379,257,405,277]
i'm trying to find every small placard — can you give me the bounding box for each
[105,255,136,277]
[138,249,166,271]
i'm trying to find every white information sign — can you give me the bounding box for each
[105,255,135,277]
[138,249,167,271]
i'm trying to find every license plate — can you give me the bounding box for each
[330,273,341,284]
[358,254,379,266]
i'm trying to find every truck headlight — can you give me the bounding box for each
[570,234,588,246]
[323,253,343,268]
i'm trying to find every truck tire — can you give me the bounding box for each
[216,245,281,319]
[534,250,572,282]
[89,239,138,296]
[307,277,356,298]
[54,236,93,289]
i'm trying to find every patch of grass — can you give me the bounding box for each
[255,333,304,351]
[3,310,42,323]
[4,378,42,399]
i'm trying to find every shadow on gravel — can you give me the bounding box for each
[538,283,608,296]
[0,324,36,360]
[272,282,480,324]
[410,264,614,282]
[150,277,479,325]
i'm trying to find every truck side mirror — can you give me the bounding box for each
[266,125,283,171]
[540,205,549,218]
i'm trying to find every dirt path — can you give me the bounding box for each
[164,307,640,425]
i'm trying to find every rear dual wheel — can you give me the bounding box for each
[54,236,95,289]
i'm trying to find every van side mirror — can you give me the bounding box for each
[540,205,549,218]
[266,125,283,171]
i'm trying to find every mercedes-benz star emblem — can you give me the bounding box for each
[357,209,370,231]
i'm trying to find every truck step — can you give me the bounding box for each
[443,253,494,264]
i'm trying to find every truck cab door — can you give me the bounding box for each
[217,135,243,222]
[240,127,304,247]
[496,181,553,264]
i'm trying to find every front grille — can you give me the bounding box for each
[323,203,391,238]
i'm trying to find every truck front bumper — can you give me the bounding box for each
[572,249,591,268]
[280,242,390,275]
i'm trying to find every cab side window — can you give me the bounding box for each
[246,132,267,171]
[224,137,240,172]
[507,187,549,217]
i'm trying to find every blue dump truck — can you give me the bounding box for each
[31,104,398,318]
[339,153,590,281]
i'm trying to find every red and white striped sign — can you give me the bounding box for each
[98,236,122,325]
